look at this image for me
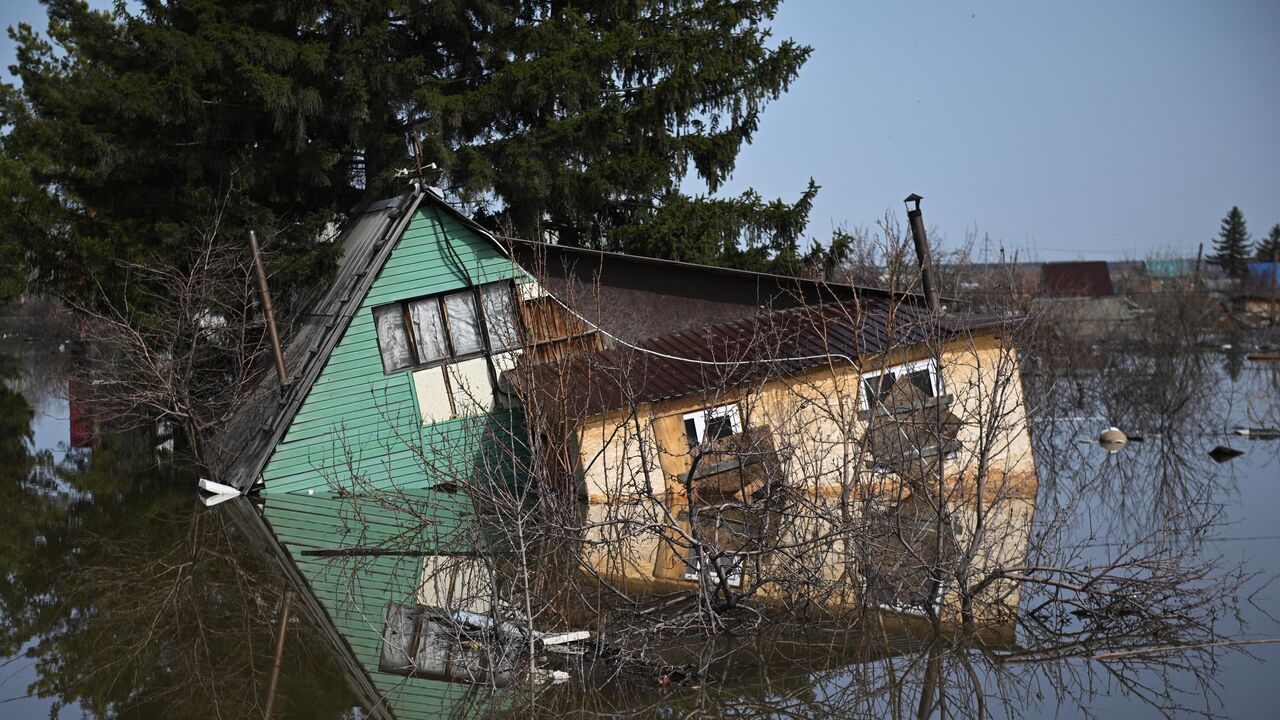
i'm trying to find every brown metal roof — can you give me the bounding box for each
[1041,261,1114,298]
[514,299,1005,417]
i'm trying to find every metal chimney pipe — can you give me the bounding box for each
[904,193,941,312]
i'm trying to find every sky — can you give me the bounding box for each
[3,1,1278,261]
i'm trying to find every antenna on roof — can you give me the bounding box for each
[249,230,289,392]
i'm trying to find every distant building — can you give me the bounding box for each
[1040,261,1114,298]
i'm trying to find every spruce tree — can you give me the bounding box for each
[1256,224,1280,262]
[1212,206,1252,280]
[0,0,814,307]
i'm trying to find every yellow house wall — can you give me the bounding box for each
[571,329,1038,619]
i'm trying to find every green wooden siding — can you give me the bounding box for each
[261,491,500,719]
[260,207,525,495]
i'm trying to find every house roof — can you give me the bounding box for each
[1041,261,1114,298]
[507,239,913,345]
[513,299,1005,417]
[209,188,428,490]
[212,185,961,490]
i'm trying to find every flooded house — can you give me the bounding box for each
[516,290,1038,624]
[1035,260,1138,342]
[210,184,1038,715]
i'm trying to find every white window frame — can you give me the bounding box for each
[859,359,941,411]
[682,404,742,445]
[683,552,743,588]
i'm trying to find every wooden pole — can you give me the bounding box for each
[1194,242,1203,289]
[263,592,292,720]
[249,231,289,387]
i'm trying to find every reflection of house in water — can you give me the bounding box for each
[214,185,1039,715]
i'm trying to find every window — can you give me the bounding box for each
[683,404,742,447]
[481,283,519,352]
[860,359,939,411]
[683,552,743,588]
[373,281,521,374]
[374,305,413,373]
[862,501,950,615]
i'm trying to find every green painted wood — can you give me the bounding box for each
[261,492,503,719]
[259,207,527,496]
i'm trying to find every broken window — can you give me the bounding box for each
[372,281,521,374]
[860,359,939,411]
[683,404,742,447]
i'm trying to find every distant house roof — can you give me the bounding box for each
[514,299,1005,417]
[1041,261,1114,298]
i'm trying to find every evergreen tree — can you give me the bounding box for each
[1256,224,1280,262]
[1212,206,1252,280]
[0,0,813,307]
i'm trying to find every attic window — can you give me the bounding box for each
[860,359,939,411]
[683,404,742,447]
[373,281,520,374]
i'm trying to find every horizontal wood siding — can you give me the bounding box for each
[261,493,499,719]
[261,208,524,495]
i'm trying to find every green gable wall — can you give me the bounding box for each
[261,207,524,496]
[261,492,500,719]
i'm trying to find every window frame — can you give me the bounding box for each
[682,403,743,447]
[373,280,521,376]
[682,551,744,588]
[859,359,941,412]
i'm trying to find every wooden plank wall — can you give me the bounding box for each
[261,208,524,495]
[261,492,500,719]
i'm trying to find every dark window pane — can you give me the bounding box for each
[904,369,935,397]
[705,415,736,442]
[444,292,483,356]
[863,372,896,409]
[408,299,448,363]
[684,418,700,447]
[374,305,413,373]
[480,283,519,351]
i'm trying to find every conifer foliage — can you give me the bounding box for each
[1256,224,1280,263]
[0,0,814,305]
[1212,206,1252,280]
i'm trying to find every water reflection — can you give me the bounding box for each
[3,338,1279,718]
[0,346,361,719]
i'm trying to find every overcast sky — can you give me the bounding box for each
[4,1,1278,260]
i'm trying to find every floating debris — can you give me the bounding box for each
[1209,445,1245,463]
[1233,427,1280,440]
[1099,427,1129,453]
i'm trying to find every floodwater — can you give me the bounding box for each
[2,330,1278,719]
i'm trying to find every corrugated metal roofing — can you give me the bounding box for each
[515,299,1004,417]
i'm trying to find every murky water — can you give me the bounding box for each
[2,330,1277,719]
